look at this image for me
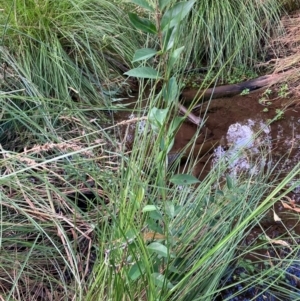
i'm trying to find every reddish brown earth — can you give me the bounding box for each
[173,88,300,245]
[174,89,300,178]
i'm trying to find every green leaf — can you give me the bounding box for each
[162,77,178,104]
[131,0,154,12]
[169,116,184,134]
[149,210,163,221]
[132,48,157,62]
[152,273,174,289]
[148,107,168,131]
[159,0,172,10]
[142,205,158,212]
[165,201,175,218]
[169,174,200,185]
[147,242,168,257]
[136,186,144,203]
[216,189,224,196]
[168,265,181,274]
[226,174,234,189]
[154,108,169,125]
[166,137,174,154]
[124,67,162,79]
[161,0,196,32]
[169,46,185,69]
[159,137,166,151]
[174,204,183,215]
[166,26,179,51]
[128,13,157,34]
[147,217,164,233]
[125,229,136,241]
[129,262,145,280]
[162,27,175,51]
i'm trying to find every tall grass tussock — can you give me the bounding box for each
[0,0,300,300]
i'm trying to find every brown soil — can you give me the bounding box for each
[172,89,298,172]
[169,88,300,246]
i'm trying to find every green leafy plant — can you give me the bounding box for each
[240,88,250,95]
[259,88,272,105]
[278,83,289,98]
[125,0,197,195]
[227,66,258,84]
[275,108,284,120]
[121,0,198,291]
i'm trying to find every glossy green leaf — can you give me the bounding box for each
[166,137,175,154]
[131,0,154,12]
[162,27,175,51]
[124,67,162,79]
[152,273,174,289]
[174,204,183,215]
[128,13,157,34]
[168,264,181,274]
[159,137,166,151]
[132,48,157,62]
[165,201,175,218]
[125,228,136,240]
[169,116,184,134]
[166,26,178,51]
[170,174,200,185]
[161,0,196,32]
[226,174,234,189]
[159,0,172,10]
[216,189,224,196]
[142,205,158,212]
[148,107,168,131]
[162,77,178,104]
[147,242,168,257]
[129,262,145,280]
[147,217,164,232]
[154,107,169,124]
[169,46,185,69]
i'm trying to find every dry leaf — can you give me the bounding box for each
[273,210,281,222]
[265,235,292,250]
[281,200,300,213]
[143,232,166,241]
[290,199,296,208]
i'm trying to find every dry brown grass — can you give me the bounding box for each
[265,10,300,95]
[0,117,125,300]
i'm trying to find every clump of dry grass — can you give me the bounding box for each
[0,140,109,300]
[0,120,128,300]
[265,10,300,94]
[0,80,128,300]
